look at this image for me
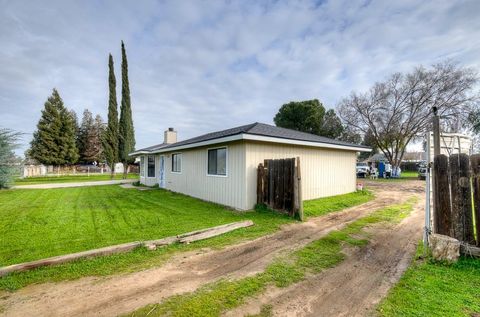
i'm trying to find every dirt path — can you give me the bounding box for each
[226,182,425,317]
[0,180,424,317]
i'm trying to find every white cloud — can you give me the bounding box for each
[0,0,479,155]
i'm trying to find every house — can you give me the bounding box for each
[130,123,371,210]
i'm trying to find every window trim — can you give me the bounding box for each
[206,146,228,178]
[171,153,182,174]
[147,155,156,178]
[140,156,145,177]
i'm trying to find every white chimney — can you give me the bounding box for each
[164,127,177,144]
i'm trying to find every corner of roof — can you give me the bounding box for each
[244,122,261,133]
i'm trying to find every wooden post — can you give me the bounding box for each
[278,159,285,210]
[296,157,304,221]
[263,160,269,204]
[450,153,475,244]
[433,155,451,235]
[285,158,294,216]
[268,160,274,207]
[294,162,299,214]
[257,163,264,205]
[273,160,280,209]
[470,154,480,246]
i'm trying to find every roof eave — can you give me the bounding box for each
[242,134,372,152]
[135,133,371,154]
[129,150,151,156]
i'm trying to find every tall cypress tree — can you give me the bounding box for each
[118,41,135,178]
[102,54,119,178]
[30,89,79,166]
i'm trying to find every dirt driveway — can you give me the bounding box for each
[0,180,425,317]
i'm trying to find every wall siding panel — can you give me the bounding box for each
[244,141,357,210]
[162,141,247,210]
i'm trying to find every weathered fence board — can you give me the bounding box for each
[449,153,475,244]
[296,157,304,221]
[433,153,479,246]
[257,157,301,218]
[257,163,265,205]
[433,155,451,235]
[471,154,480,246]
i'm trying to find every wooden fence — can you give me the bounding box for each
[434,153,480,246]
[257,157,303,220]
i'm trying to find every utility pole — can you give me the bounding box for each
[433,106,440,156]
[425,106,441,251]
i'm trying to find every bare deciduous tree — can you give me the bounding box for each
[338,61,479,168]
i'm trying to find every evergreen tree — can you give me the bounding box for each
[118,41,135,178]
[0,128,21,189]
[274,99,325,135]
[82,113,104,163]
[320,109,344,139]
[30,89,79,165]
[70,109,81,153]
[78,109,95,163]
[64,110,79,164]
[93,114,105,162]
[102,54,119,178]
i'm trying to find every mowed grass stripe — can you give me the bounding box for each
[0,186,274,266]
[0,188,372,291]
[14,173,139,185]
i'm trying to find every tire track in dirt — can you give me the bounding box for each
[0,181,424,317]
[225,183,424,317]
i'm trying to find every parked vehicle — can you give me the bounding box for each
[418,165,427,180]
[356,162,370,178]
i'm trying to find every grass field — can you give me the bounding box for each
[0,186,289,267]
[304,190,373,217]
[0,187,372,290]
[378,247,480,317]
[14,173,139,185]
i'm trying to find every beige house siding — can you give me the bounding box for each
[140,141,248,210]
[244,141,357,210]
[138,140,357,211]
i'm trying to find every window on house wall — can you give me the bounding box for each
[140,156,145,176]
[208,147,227,176]
[172,153,182,173]
[147,155,155,177]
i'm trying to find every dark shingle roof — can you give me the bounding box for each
[133,122,370,154]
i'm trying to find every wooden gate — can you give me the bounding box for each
[256,157,303,220]
[433,153,480,246]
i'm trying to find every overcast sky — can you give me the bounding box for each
[1,0,480,155]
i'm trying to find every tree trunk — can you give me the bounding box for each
[110,162,115,179]
[123,162,128,179]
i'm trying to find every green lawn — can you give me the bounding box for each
[304,190,373,217]
[0,187,373,291]
[14,173,139,185]
[0,186,289,267]
[378,247,480,317]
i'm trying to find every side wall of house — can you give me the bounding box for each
[244,141,357,210]
[162,141,248,210]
